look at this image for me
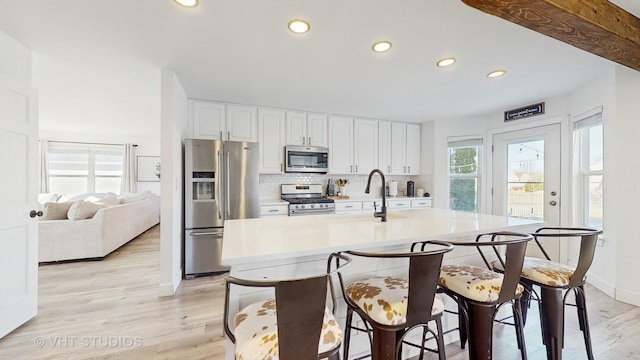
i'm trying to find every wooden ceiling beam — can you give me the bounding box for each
[461,0,640,71]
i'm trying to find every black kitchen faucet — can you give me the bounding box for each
[364,169,387,222]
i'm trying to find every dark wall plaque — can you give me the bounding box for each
[504,102,545,121]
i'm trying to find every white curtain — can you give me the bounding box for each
[120,144,137,194]
[39,139,50,193]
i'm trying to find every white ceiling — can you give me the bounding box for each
[0,0,632,135]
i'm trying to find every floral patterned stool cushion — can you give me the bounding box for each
[439,264,524,303]
[345,276,445,326]
[491,257,580,288]
[233,298,342,360]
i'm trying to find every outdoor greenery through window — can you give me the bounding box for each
[448,138,482,212]
[574,113,603,229]
[48,142,124,195]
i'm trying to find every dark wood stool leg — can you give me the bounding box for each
[540,287,564,360]
[513,299,528,359]
[371,327,399,360]
[435,315,447,360]
[466,302,496,360]
[458,303,468,349]
[520,283,533,326]
[575,286,594,360]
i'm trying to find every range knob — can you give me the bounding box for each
[311,204,315,209]
[301,204,305,209]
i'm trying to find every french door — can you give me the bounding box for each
[492,123,561,261]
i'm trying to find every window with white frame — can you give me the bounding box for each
[47,142,124,195]
[573,113,603,228]
[448,138,483,212]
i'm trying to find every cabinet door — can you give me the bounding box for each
[191,100,225,140]
[378,121,392,174]
[390,122,407,174]
[285,111,306,146]
[226,104,257,142]
[353,118,378,174]
[258,108,286,174]
[406,123,421,174]
[328,116,354,174]
[307,113,328,147]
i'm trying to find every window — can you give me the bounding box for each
[573,113,603,228]
[448,138,482,212]
[48,142,124,195]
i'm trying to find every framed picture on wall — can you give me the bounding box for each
[137,156,161,182]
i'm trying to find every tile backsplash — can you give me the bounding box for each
[260,173,431,200]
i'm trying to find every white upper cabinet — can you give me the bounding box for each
[405,123,421,174]
[378,121,392,174]
[258,108,286,174]
[390,122,407,174]
[226,104,258,142]
[189,100,257,142]
[390,122,421,175]
[285,111,328,147]
[353,118,378,174]
[328,115,354,174]
[307,113,328,147]
[190,100,225,140]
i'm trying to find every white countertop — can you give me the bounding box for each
[221,208,537,266]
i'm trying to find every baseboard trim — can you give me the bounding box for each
[158,282,176,297]
[616,287,640,307]
[587,273,616,298]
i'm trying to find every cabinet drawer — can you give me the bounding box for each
[362,200,383,211]
[387,200,410,210]
[411,199,432,208]
[260,205,288,216]
[335,202,362,212]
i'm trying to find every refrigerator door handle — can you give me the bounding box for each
[189,230,224,236]
[217,150,222,220]
[226,151,231,216]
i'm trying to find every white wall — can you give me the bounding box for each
[159,69,188,297]
[611,66,640,305]
[0,30,31,83]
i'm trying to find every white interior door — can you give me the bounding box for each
[492,123,561,260]
[0,74,39,338]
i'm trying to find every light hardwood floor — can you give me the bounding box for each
[1,225,639,359]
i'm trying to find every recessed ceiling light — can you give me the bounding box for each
[288,19,310,34]
[487,70,506,78]
[372,41,392,53]
[173,0,198,7]
[437,58,456,67]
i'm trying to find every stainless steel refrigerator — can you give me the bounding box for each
[184,138,259,277]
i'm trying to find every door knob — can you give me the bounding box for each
[30,210,43,218]
[550,191,557,196]
[549,200,557,206]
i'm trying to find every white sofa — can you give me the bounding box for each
[38,193,160,263]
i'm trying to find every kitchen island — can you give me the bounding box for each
[221,208,538,359]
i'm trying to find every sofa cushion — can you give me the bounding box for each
[41,202,74,220]
[95,193,119,207]
[119,191,155,204]
[67,201,103,221]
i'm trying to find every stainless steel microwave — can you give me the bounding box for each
[285,145,329,173]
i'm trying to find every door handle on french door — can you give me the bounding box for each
[217,151,222,220]
[226,152,231,216]
[549,200,558,206]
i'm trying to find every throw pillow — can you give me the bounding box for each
[41,202,74,220]
[96,194,119,207]
[67,201,103,221]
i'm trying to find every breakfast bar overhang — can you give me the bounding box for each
[221,208,539,359]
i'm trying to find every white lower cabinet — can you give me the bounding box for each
[260,204,288,217]
[362,199,383,213]
[335,201,363,213]
[410,198,433,208]
[387,199,411,210]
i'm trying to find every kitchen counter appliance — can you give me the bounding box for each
[184,138,259,278]
[285,145,329,173]
[281,184,335,216]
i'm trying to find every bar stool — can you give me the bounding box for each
[332,240,454,360]
[491,227,602,360]
[437,231,533,360]
[223,253,351,360]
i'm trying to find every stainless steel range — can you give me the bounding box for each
[281,184,335,216]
